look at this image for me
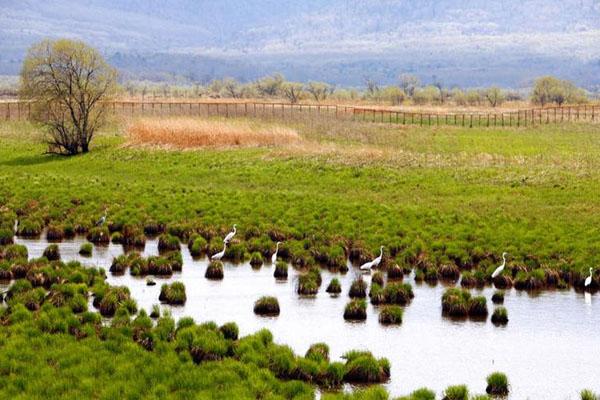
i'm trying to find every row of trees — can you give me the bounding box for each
[122,74,590,108]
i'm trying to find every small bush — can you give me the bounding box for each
[79,242,93,256]
[326,278,341,294]
[42,244,60,261]
[86,227,110,244]
[254,296,280,316]
[4,244,28,261]
[378,305,403,325]
[342,350,390,383]
[305,343,329,362]
[383,282,414,305]
[349,277,368,298]
[158,234,180,253]
[387,263,404,280]
[443,384,469,400]
[46,225,64,241]
[491,307,509,325]
[159,282,186,305]
[371,271,385,286]
[205,261,224,280]
[219,322,239,340]
[297,274,318,295]
[581,390,598,400]
[486,372,509,396]
[344,299,367,321]
[250,251,263,268]
[189,236,208,257]
[274,261,288,279]
[468,295,488,318]
[491,291,505,304]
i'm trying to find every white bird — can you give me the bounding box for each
[211,242,227,261]
[96,210,107,226]
[360,246,384,271]
[223,224,237,243]
[584,268,593,287]
[271,241,282,264]
[491,252,508,279]
[13,219,18,234]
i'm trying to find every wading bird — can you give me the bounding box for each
[223,224,237,243]
[585,268,594,287]
[96,210,107,226]
[13,219,18,234]
[360,246,384,271]
[492,252,508,279]
[211,242,227,261]
[271,242,282,264]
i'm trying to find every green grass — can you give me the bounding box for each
[1,120,600,279]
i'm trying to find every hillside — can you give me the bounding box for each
[1,0,600,87]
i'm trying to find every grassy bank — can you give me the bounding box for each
[1,119,600,280]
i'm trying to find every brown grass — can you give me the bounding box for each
[127,117,300,149]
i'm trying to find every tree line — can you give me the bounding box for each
[121,74,591,108]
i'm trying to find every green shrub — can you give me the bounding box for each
[383,282,414,305]
[189,236,208,257]
[205,261,224,280]
[42,244,60,261]
[250,251,263,267]
[581,390,598,400]
[158,233,180,253]
[219,322,239,340]
[343,299,367,321]
[342,350,390,383]
[378,305,403,325]
[491,307,509,325]
[349,277,368,298]
[253,296,280,316]
[274,261,288,279]
[305,342,329,362]
[486,372,509,396]
[326,278,341,294]
[79,242,93,256]
[443,384,468,400]
[3,244,28,261]
[0,228,13,245]
[297,274,318,295]
[159,282,186,305]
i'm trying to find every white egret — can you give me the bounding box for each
[360,246,384,271]
[491,252,508,279]
[96,210,107,226]
[211,242,227,261]
[223,224,237,243]
[13,219,18,234]
[271,241,282,264]
[584,268,593,287]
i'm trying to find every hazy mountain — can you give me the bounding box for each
[1,0,600,87]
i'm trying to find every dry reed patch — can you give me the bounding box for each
[127,118,300,149]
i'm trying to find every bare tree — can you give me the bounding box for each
[20,39,117,155]
[281,82,304,104]
[306,81,331,102]
[399,73,420,97]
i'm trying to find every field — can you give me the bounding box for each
[1,116,600,398]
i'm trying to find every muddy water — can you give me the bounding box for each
[14,235,600,400]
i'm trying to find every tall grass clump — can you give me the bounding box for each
[344,299,367,321]
[486,372,509,396]
[383,282,414,305]
[378,305,403,325]
[581,390,598,400]
[254,296,280,316]
[78,242,93,256]
[326,278,341,294]
[443,384,469,400]
[342,350,390,383]
[349,277,368,298]
[42,244,60,261]
[128,117,300,149]
[491,291,505,304]
[491,307,509,325]
[274,260,288,279]
[297,274,318,295]
[158,282,186,305]
[205,261,224,280]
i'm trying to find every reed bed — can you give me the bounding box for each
[127,117,301,149]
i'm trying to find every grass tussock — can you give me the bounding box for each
[127,117,301,149]
[253,296,280,316]
[486,372,509,396]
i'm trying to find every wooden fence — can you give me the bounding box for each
[1,100,599,127]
